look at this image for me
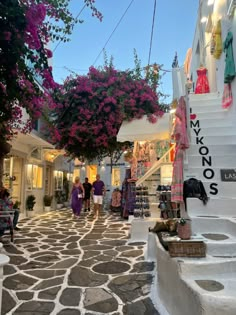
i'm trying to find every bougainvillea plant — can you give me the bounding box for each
[48,66,164,161]
[0,0,102,144]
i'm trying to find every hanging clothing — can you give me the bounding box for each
[121,169,136,219]
[111,190,122,208]
[171,97,189,203]
[184,48,192,79]
[195,67,210,94]
[224,32,236,84]
[171,147,184,203]
[222,83,233,109]
[183,178,208,209]
[213,20,223,59]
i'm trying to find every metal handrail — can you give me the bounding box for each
[136,144,175,186]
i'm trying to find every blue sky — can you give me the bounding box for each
[52,0,198,102]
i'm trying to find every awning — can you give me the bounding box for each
[117,114,170,142]
[11,132,54,149]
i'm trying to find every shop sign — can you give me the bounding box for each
[220,169,236,182]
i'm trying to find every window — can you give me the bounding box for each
[112,168,120,187]
[26,164,43,189]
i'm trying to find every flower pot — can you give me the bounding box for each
[44,206,51,212]
[177,222,191,240]
[27,211,35,218]
[56,203,63,210]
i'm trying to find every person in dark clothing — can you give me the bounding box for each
[0,185,20,232]
[83,177,92,212]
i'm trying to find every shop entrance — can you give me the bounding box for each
[86,165,97,183]
[3,157,23,203]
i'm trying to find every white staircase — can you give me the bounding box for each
[149,93,236,315]
[185,92,236,213]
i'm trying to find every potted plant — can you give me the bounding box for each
[55,190,64,209]
[177,218,191,240]
[43,195,53,212]
[26,195,36,218]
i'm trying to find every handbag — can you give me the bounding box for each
[78,194,83,199]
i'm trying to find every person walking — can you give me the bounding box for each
[83,177,92,212]
[92,174,105,218]
[71,177,84,218]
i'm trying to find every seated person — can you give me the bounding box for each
[0,186,20,233]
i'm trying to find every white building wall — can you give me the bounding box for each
[190,0,236,114]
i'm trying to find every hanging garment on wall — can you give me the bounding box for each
[222,83,233,109]
[183,178,208,208]
[171,97,189,203]
[213,20,223,59]
[224,31,236,84]
[195,67,210,94]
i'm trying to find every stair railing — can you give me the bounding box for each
[136,144,176,186]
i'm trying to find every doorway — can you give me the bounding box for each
[86,165,98,183]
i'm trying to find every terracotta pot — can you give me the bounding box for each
[177,222,191,240]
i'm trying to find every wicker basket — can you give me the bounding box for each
[168,241,206,257]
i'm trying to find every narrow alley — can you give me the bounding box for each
[1,210,159,315]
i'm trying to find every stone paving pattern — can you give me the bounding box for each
[1,210,159,315]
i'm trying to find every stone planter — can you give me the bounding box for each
[177,222,191,240]
[56,203,63,210]
[27,211,35,218]
[44,206,51,212]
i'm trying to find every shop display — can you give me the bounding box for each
[194,66,210,94]
[121,168,136,219]
[133,185,151,218]
[157,186,180,219]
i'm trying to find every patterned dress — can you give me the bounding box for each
[171,97,189,203]
[195,68,210,94]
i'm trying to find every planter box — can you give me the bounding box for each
[168,241,206,258]
[27,211,35,218]
[44,206,51,212]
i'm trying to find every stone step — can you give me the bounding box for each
[190,135,236,145]
[190,126,236,136]
[191,110,231,120]
[184,166,230,181]
[186,197,236,217]
[187,144,236,156]
[190,117,233,128]
[188,92,220,102]
[182,276,236,315]
[186,155,236,167]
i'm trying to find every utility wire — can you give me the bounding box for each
[53,4,87,53]
[148,0,157,65]
[92,0,135,66]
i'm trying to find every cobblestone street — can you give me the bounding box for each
[1,210,159,315]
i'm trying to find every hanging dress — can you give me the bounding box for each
[171,97,189,203]
[213,20,223,59]
[195,67,210,94]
